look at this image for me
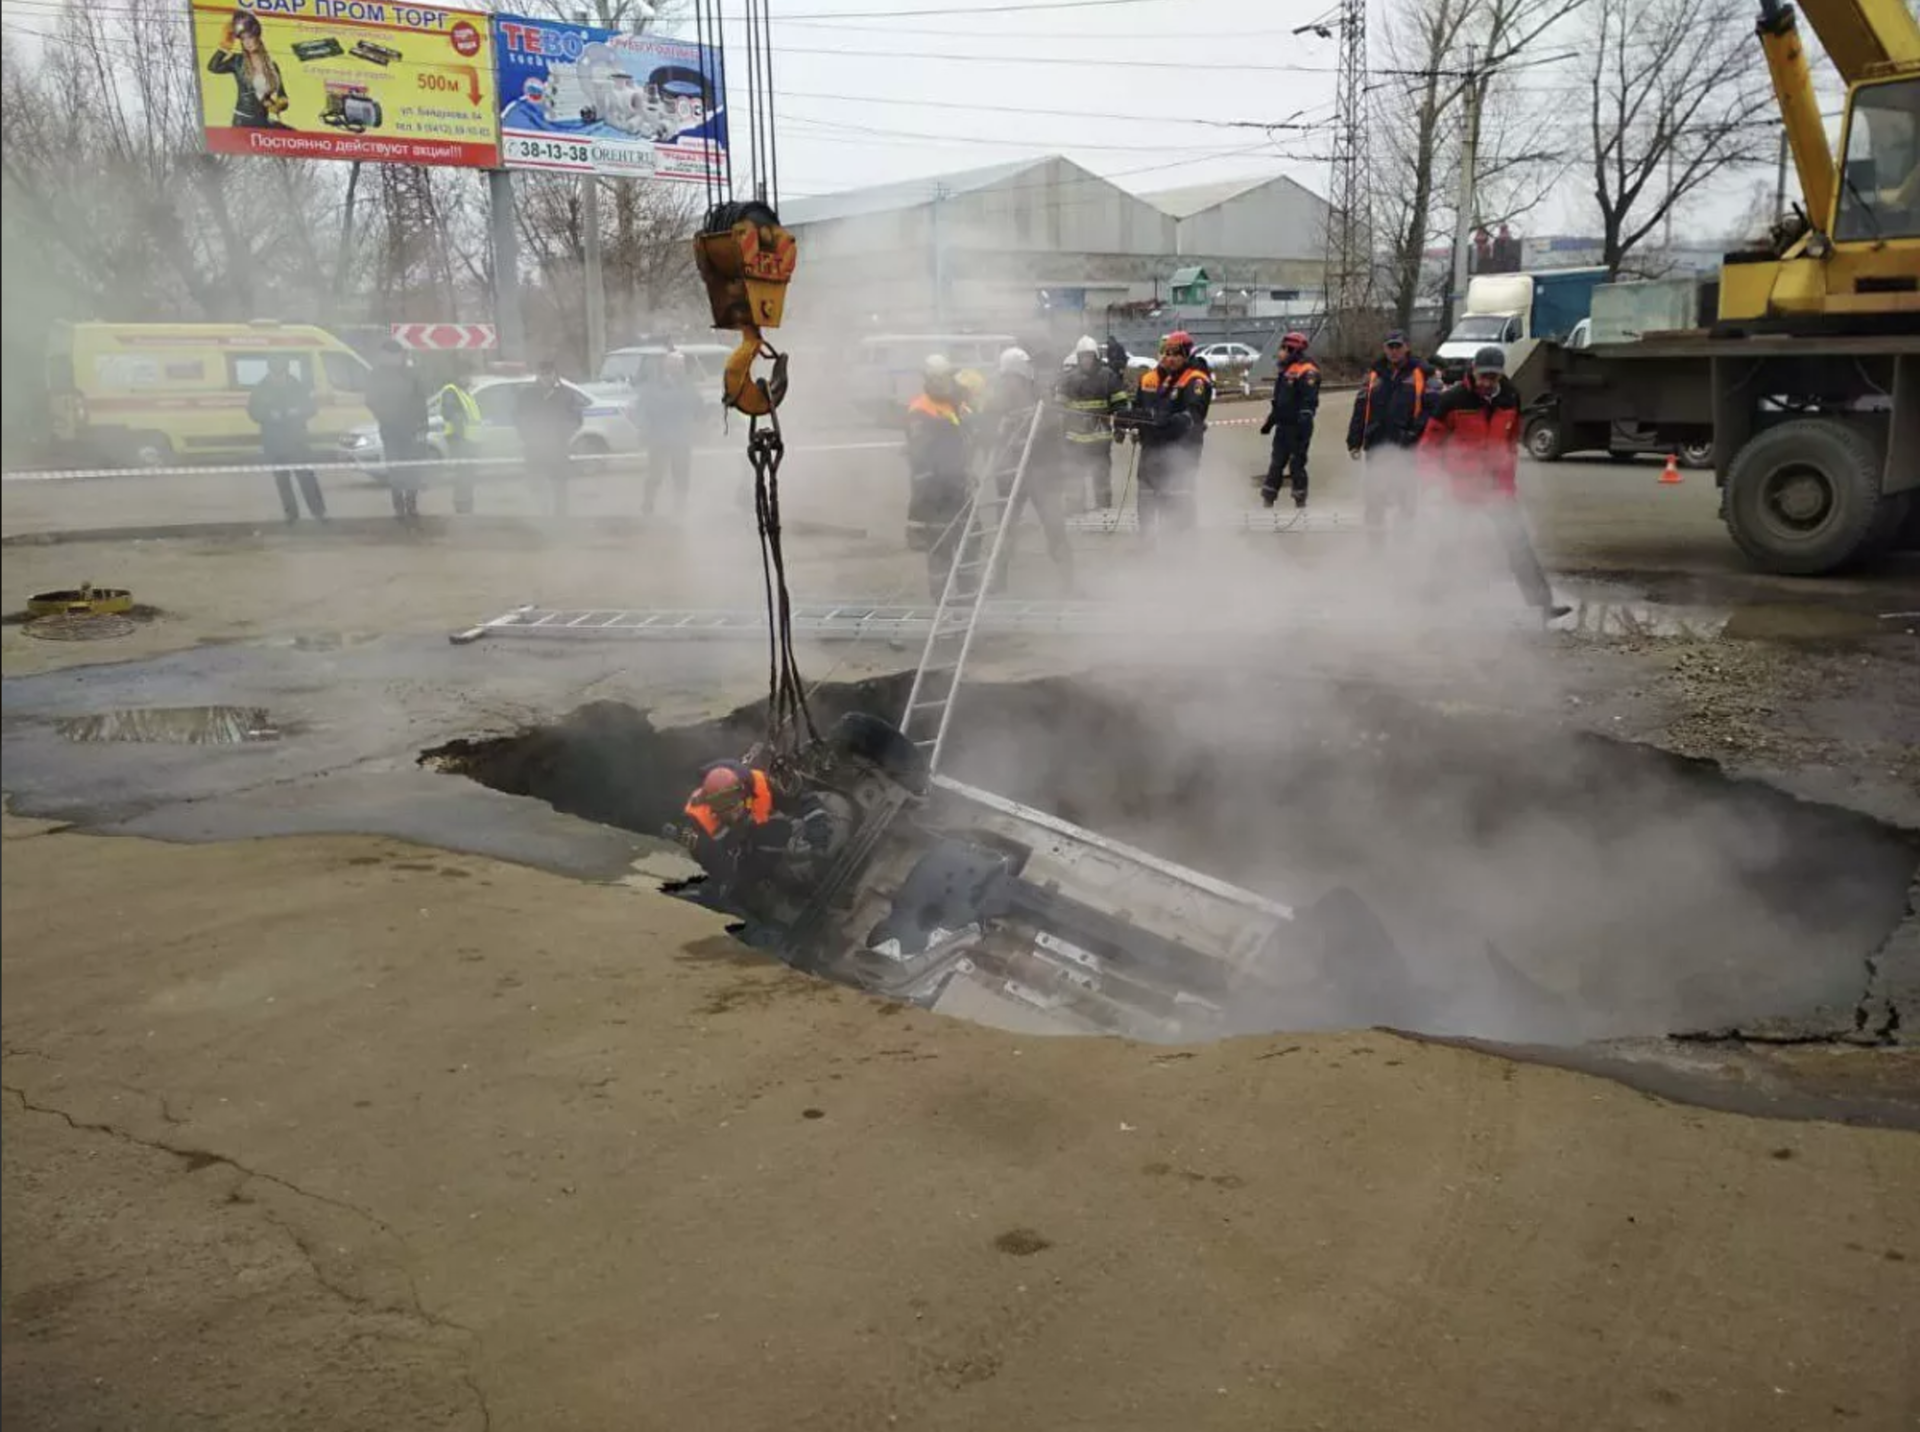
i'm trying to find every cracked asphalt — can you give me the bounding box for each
[4,426,1919,1429]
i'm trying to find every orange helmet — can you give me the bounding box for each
[1281,330,1309,351]
[1160,330,1194,357]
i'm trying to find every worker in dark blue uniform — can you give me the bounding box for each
[1260,330,1320,510]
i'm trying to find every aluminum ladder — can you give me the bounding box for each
[899,401,1045,773]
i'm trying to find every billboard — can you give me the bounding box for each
[494,15,726,183]
[191,0,500,168]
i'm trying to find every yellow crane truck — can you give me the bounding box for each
[1540,0,1919,574]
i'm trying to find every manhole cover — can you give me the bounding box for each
[26,585,133,620]
[25,613,137,642]
[57,706,280,745]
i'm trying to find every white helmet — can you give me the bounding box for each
[998,346,1033,378]
[923,354,954,379]
[1073,334,1100,356]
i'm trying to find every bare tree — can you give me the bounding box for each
[1373,0,1587,331]
[1582,0,1774,275]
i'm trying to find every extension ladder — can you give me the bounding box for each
[898,402,1046,774]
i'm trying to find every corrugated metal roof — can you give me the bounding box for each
[1142,173,1321,219]
[780,158,1052,227]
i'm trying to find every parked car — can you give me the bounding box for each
[1194,341,1263,397]
[337,374,639,481]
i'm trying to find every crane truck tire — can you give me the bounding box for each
[1523,415,1567,462]
[1723,419,1893,576]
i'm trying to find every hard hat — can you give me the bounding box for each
[1160,330,1194,355]
[998,347,1032,378]
[1472,345,1507,373]
[696,765,748,814]
[923,354,954,380]
[1281,330,1309,350]
[1074,334,1100,356]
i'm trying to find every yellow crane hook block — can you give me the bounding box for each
[694,200,798,416]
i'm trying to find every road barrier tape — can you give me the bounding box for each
[0,439,907,485]
[3,421,1284,485]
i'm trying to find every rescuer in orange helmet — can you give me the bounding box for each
[1115,330,1212,539]
[675,760,842,899]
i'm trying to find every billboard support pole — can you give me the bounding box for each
[583,173,606,377]
[331,161,362,318]
[488,168,526,363]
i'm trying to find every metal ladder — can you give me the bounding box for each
[900,401,1045,773]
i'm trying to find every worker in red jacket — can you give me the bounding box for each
[1418,346,1569,621]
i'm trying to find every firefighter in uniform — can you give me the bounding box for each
[1260,330,1320,510]
[1057,334,1126,510]
[1122,330,1212,539]
[675,762,841,903]
[1418,345,1570,622]
[904,355,974,599]
[1346,330,1436,547]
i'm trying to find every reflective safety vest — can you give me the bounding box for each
[435,382,481,441]
[1361,363,1426,431]
[683,767,776,838]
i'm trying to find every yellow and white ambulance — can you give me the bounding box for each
[47,321,374,468]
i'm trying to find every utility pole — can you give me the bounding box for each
[488,169,526,363]
[1448,47,1483,333]
[331,160,362,319]
[930,181,951,327]
[576,10,607,377]
[1312,0,1369,355]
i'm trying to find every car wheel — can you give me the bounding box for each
[1678,439,1714,470]
[1524,416,1566,462]
[1724,419,1890,575]
[120,432,173,469]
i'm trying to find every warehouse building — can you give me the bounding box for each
[779,156,1332,340]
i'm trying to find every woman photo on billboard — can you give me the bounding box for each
[208,11,291,129]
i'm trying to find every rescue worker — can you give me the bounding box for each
[675,761,840,903]
[1104,335,1131,384]
[434,370,482,516]
[514,358,588,516]
[984,347,1074,592]
[1346,330,1437,548]
[1122,330,1212,539]
[366,339,431,527]
[1260,330,1319,510]
[247,353,326,523]
[1418,345,1570,622]
[905,354,973,600]
[1058,334,1126,510]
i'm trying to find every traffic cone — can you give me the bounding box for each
[1658,453,1684,485]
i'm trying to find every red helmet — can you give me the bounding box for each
[1161,330,1194,356]
[696,766,748,815]
[1281,330,1309,350]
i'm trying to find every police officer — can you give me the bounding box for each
[434,371,482,515]
[1123,330,1212,540]
[1260,330,1320,510]
[1058,334,1126,510]
[1346,330,1436,547]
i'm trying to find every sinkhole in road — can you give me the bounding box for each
[424,672,1916,1045]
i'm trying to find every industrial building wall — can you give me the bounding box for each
[1175,179,1329,261]
[940,157,1176,256]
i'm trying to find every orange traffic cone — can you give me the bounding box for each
[1658,454,1684,485]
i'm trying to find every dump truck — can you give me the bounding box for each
[1531,0,1919,574]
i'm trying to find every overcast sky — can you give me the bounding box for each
[0,0,1832,241]
[668,0,1831,243]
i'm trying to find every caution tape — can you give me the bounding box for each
[0,439,907,485]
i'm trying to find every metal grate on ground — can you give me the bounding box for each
[449,599,1129,645]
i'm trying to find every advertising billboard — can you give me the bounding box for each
[494,15,726,183]
[191,0,500,168]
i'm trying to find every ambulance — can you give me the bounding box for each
[47,321,375,468]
